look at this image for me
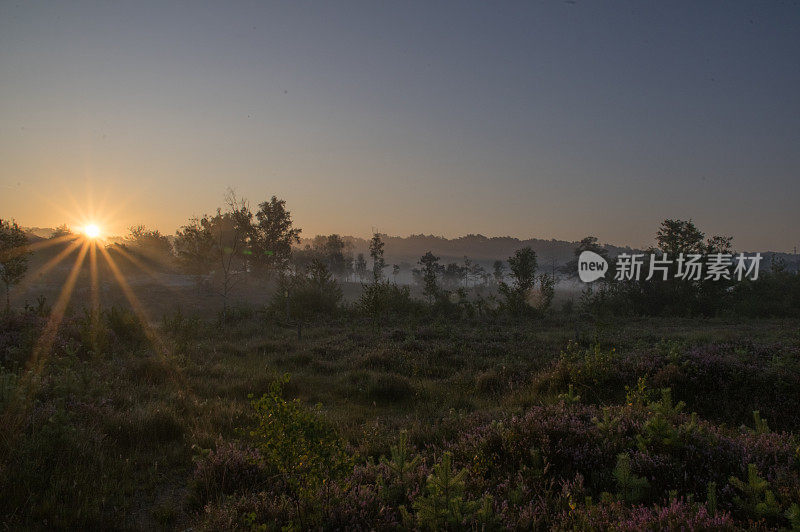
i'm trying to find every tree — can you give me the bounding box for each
[507,247,538,294]
[174,191,252,313]
[310,234,349,280]
[174,217,216,277]
[123,225,173,267]
[50,224,72,239]
[0,219,29,312]
[492,260,506,284]
[442,263,464,290]
[416,251,443,303]
[462,256,473,288]
[249,196,301,276]
[499,247,538,313]
[655,219,705,256]
[355,253,368,282]
[470,262,488,287]
[369,233,386,282]
[562,236,609,277]
[652,219,733,315]
[270,260,342,339]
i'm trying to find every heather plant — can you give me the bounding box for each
[188,439,265,508]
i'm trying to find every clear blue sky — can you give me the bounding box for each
[1,1,798,251]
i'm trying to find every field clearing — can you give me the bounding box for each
[2,309,799,528]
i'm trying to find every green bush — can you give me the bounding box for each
[250,374,352,494]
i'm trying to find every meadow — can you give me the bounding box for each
[1,301,799,529]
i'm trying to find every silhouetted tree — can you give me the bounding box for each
[249,196,301,276]
[656,219,705,256]
[369,233,386,283]
[311,234,349,280]
[562,236,609,277]
[174,218,216,276]
[492,260,505,284]
[443,262,464,290]
[50,224,73,239]
[416,251,443,303]
[175,191,252,313]
[0,219,29,312]
[271,259,341,339]
[355,253,368,282]
[123,225,174,268]
[499,247,538,313]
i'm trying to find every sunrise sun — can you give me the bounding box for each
[83,224,101,239]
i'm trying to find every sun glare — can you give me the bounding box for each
[84,224,101,239]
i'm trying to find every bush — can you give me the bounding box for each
[270,261,342,321]
[250,374,352,493]
[105,306,147,348]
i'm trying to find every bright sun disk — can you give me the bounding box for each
[84,224,101,238]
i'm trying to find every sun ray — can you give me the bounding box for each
[10,238,85,301]
[108,245,183,297]
[97,244,172,360]
[89,240,100,319]
[27,239,90,373]
[1,233,81,262]
[28,183,129,239]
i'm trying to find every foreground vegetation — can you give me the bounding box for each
[1,303,799,529]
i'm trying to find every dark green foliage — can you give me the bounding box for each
[369,233,386,282]
[249,195,302,273]
[613,452,650,503]
[499,247,538,314]
[729,463,782,519]
[270,260,342,321]
[250,374,352,493]
[416,251,444,303]
[359,281,420,323]
[0,218,29,312]
[407,452,494,529]
[105,306,147,348]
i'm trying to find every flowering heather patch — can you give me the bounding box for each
[197,386,800,529]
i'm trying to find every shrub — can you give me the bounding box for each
[250,374,352,494]
[188,439,265,508]
[105,306,147,348]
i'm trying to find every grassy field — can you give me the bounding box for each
[1,307,799,529]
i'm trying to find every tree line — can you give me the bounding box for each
[1,194,798,319]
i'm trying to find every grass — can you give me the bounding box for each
[1,307,799,528]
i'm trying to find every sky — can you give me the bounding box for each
[0,1,798,251]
